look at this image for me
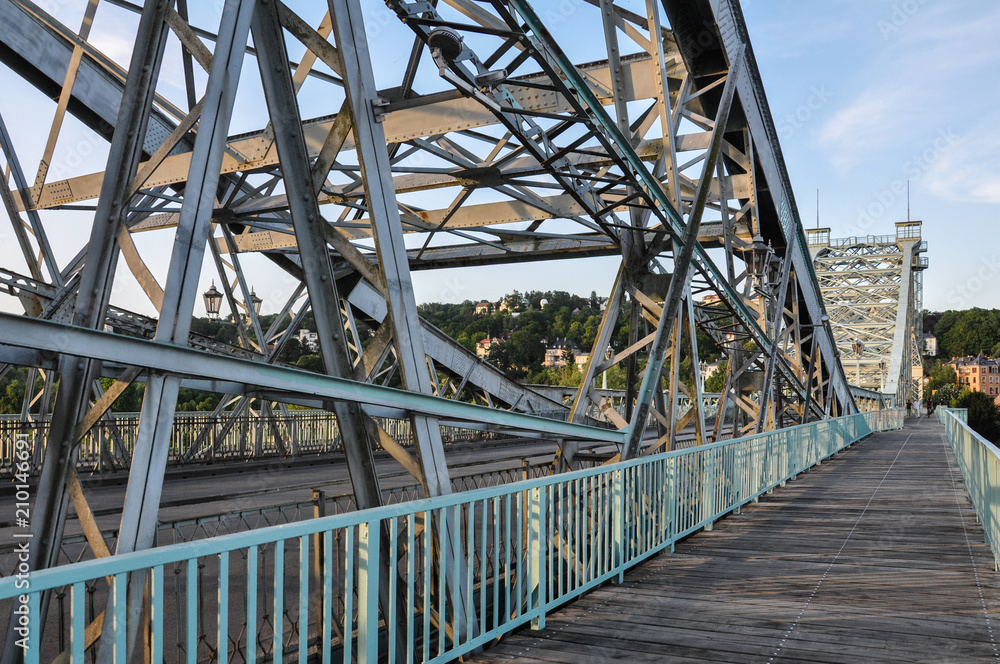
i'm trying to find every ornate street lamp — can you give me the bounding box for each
[879,359,887,392]
[851,338,865,386]
[766,253,783,293]
[249,287,262,316]
[738,234,771,289]
[202,281,222,319]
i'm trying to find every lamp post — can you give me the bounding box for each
[602,346,612,390]
[879,359,886,392]
[738,234,772,294]
[766,253,783,295]
[202,281,222,319]
[851,338,865,386]
[249,287,262,315]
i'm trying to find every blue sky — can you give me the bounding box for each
[0,1,996,316]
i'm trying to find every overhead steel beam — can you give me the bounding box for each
[0,0,185,163]
[0,312,626,442]
[18,56,668,211]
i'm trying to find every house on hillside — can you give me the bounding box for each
[923,333,938,356]
[544,337,588,369]
[475,301,492,315]
[699,360,721,389]
[499,291,528,312]
[296,329,319,352]
[476,336,500,358]
[947,354,1000,398]
[700,293,722,306]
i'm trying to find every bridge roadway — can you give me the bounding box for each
[469,416,1000,663]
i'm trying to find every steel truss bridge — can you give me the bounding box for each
[0,0,927,662]
[808,223,927,406]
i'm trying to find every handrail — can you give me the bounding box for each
[0,411,519,477]
[938,408,1000,570]
[0,410,902,663]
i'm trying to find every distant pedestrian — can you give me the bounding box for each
[926,400,934,416]
[906,400,913,417]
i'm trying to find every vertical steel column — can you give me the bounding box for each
[0,4,171,662]
[252,0,382,509]
[113,0,255,555]
[251,5,409,653]
[755,247,795,433]
[623,55,742,459]
[328,0,475,641]
[685,294,709,444]
[327,0,452,497]
[97,2,256,661]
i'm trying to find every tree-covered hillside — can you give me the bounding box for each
[926,308,1000,358]
[0,290,724,414]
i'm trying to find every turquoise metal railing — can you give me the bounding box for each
[0,410,902,663]
[939,407,1000,570]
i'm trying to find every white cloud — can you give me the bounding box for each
[922,129,1000,204]
[817,85,909,170]
[817,3,1000,173]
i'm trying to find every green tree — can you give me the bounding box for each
[935,308,1000,358]
[929,382,962,407]
[925,361,957,394]
[455,332,474,353]
[0,375,26,414]
[561,348,576,367]
[177,387,219,412]
[951,389,1000,443]
[278,337,305,364]
[705,359,728,393]
[296,354,324,373]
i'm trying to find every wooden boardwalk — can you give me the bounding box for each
[470,417,1000,663]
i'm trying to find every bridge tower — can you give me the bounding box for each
[807,222,928,405]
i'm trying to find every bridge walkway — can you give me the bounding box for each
[470,417,1000,663]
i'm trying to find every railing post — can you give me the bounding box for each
[734,441,743,514]
[667,458,677,550]
[614,468,625,582]
[703,450,715,530]
[779,431,788,488]
[358,520,381,664]
[312,489,326,633]
[529,486,547,629]
[766,434,775,494]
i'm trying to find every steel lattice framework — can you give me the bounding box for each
[808,223,927,405]
[0,0,868,658]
